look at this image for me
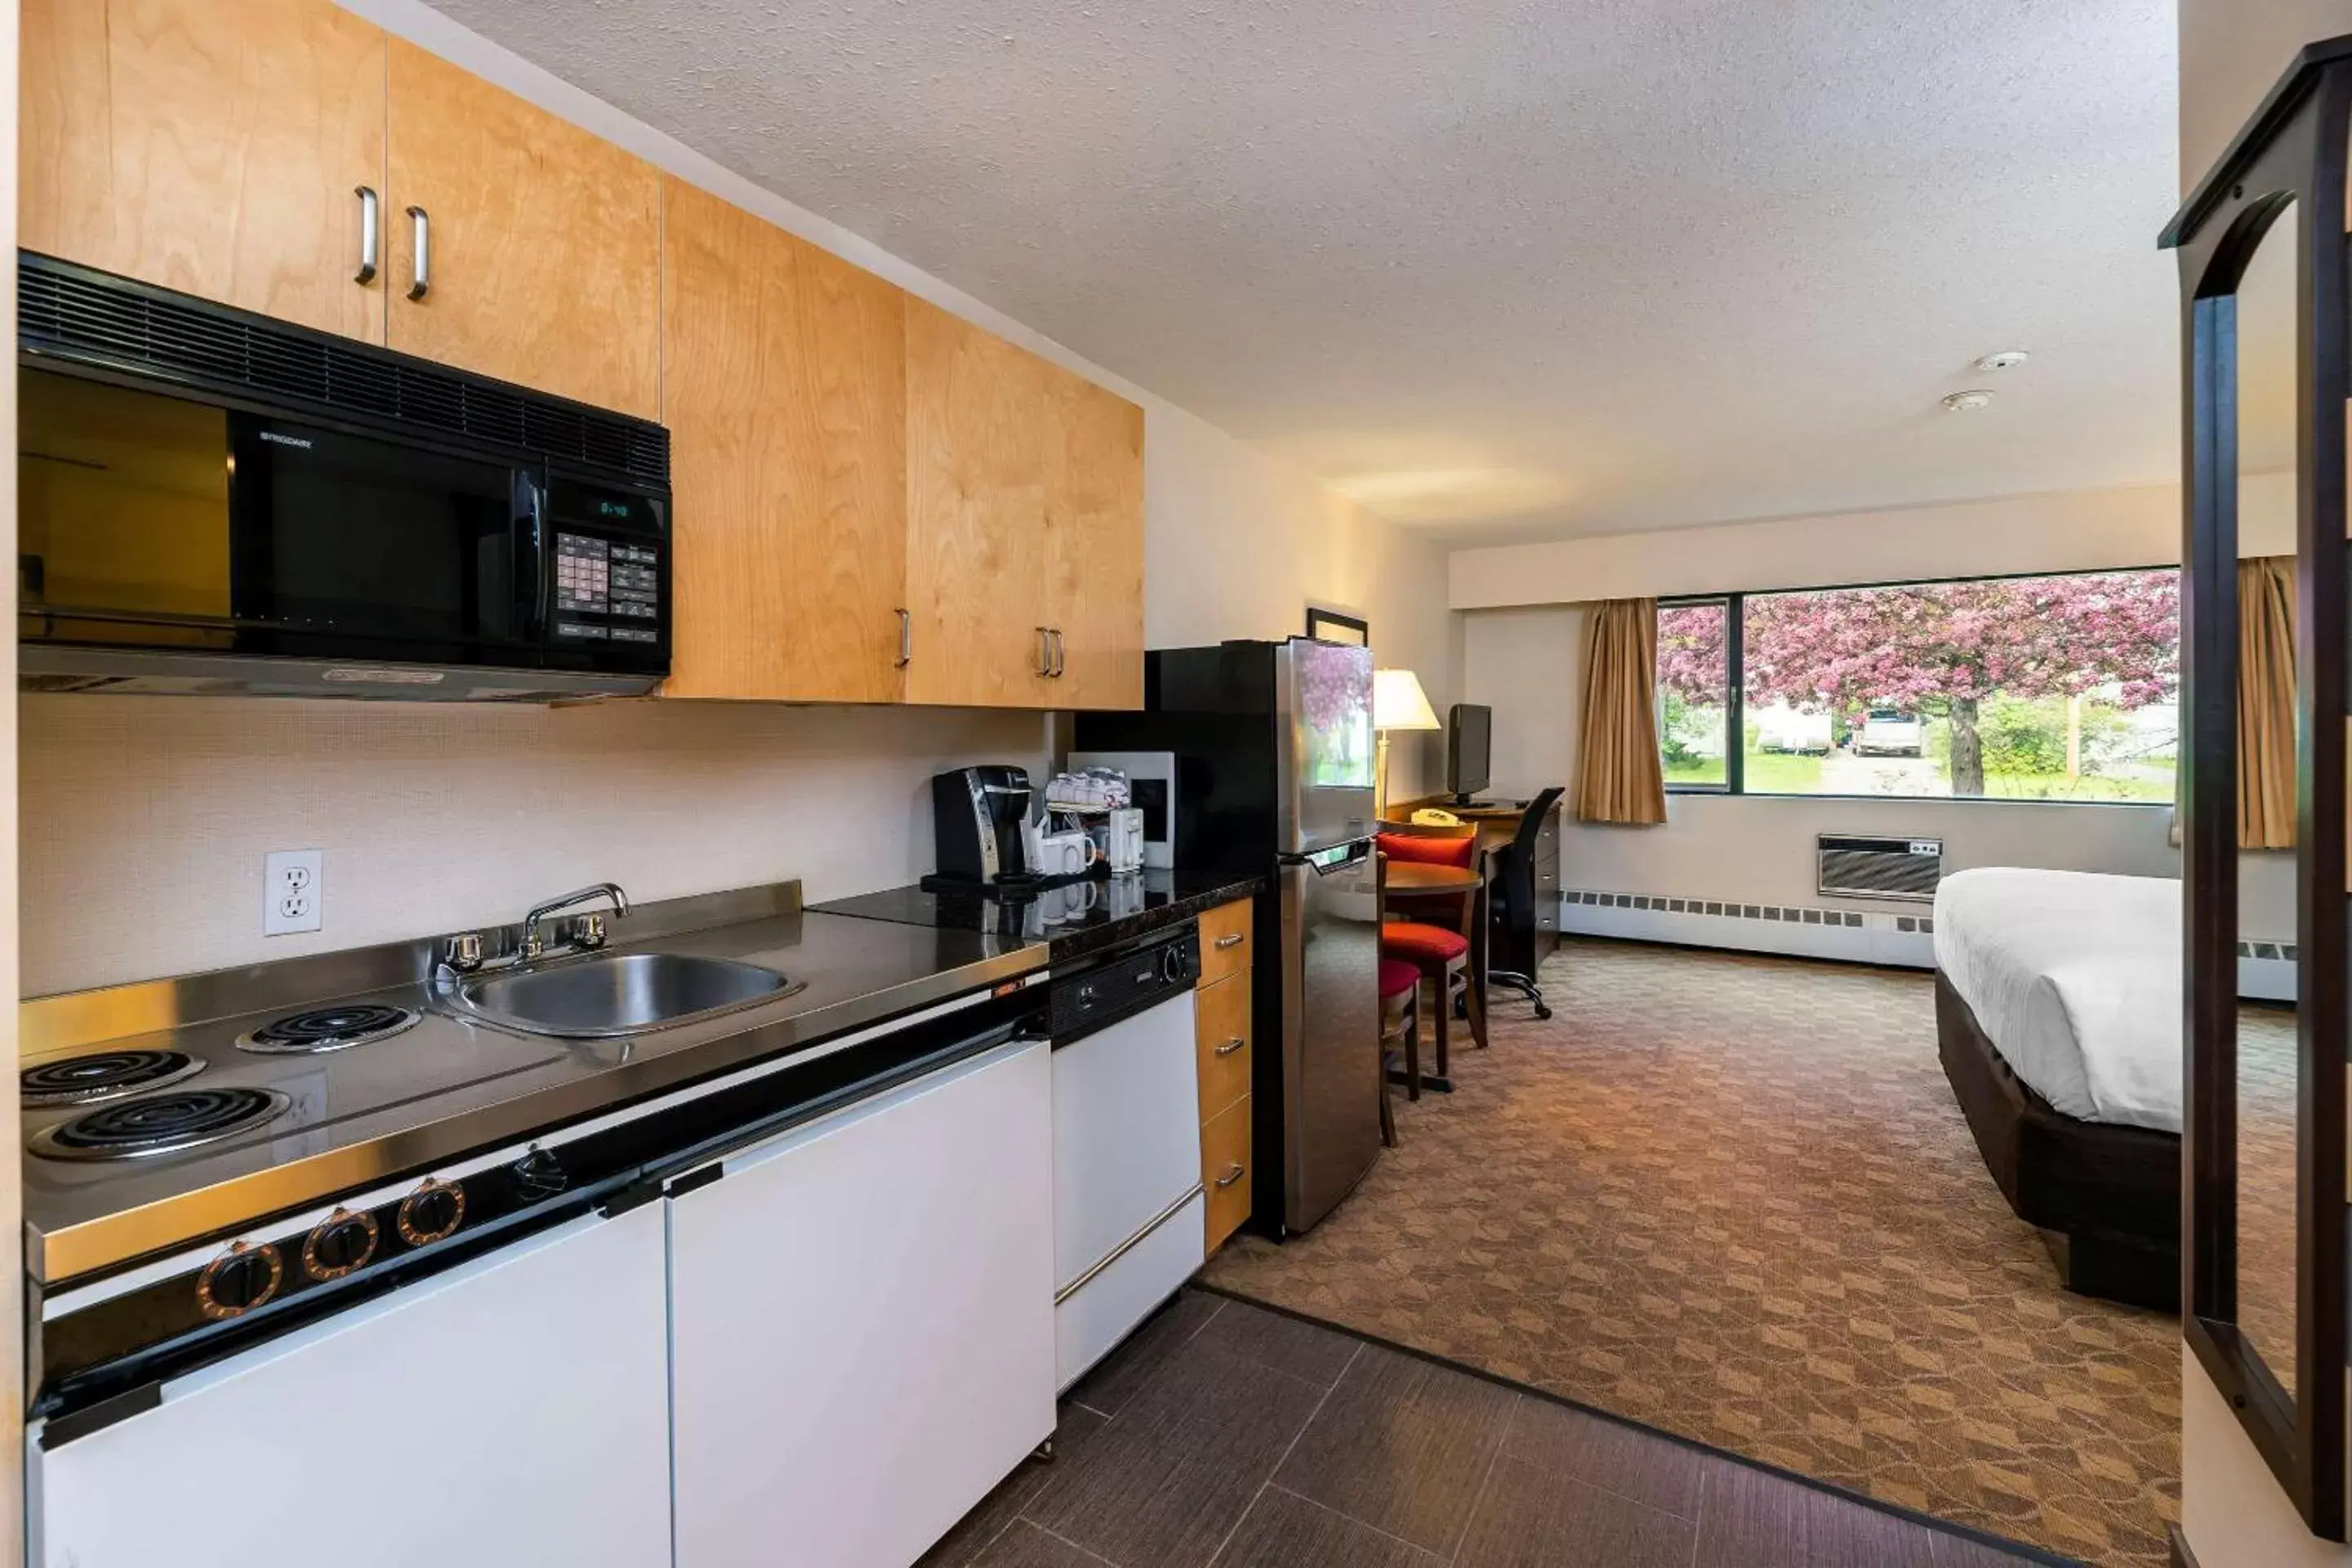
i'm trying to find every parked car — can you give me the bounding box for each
[1855,709,1924,757]
[1753,703,1833,755]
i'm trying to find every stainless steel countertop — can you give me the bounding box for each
[23,886,1048,1285]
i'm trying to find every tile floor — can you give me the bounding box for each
[920,1287,2066,1568]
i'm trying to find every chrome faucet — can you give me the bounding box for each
[521,883,630,960]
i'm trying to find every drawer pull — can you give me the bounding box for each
[1214,1035,1246,1056]
[1214,1162,1246,1188]
[1214,933,1245,950]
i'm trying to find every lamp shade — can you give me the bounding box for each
[1374,668,1441,732]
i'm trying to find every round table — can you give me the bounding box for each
[1381,858,1486,1094]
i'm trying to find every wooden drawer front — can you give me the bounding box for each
[1197,898,1254,986]
[1194,973,1252,1121]
[1202,1095,1252,1253]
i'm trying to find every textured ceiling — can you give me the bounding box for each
[429,0,2181,543]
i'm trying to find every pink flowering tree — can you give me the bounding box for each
[1657,574,2180,795]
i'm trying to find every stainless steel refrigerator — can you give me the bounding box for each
[1075,638,1384,1235]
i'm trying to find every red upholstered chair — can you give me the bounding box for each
[1379,957,1419,1140]
[1378,831,1488,1081]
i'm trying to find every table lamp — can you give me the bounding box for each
[1373,667,1441,823]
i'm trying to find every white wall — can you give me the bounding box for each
[2178,2,2352,1565]
[1450,480,2297,610]
[1458,602,2247,920]
[19,0,1452,996]
[2181,2,2352,187]
[1454,483,2298,938]
[1143,399,1452,793]
[2184,1353,2350,1568]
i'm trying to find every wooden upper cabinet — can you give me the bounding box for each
[1045,370,1146,710]
[661,179,909,703]
[20,0,388,341]
[904,303,1145,710]
[385,40,661,417]
[903,300,1058,709]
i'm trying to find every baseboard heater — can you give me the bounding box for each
[1818,834,1943,903]
[1557,887,2297,1000]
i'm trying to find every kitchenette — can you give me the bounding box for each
[11,2,1405,1564]
[24,857,1282,1566]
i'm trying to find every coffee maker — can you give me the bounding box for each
[928,766,1035,889]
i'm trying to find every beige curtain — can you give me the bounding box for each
[1575,598,1668,825]
[2238,555,2296,849]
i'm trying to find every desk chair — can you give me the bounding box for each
[1486,786,1566,1019]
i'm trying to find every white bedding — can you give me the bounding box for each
[1931,868,2182,1134]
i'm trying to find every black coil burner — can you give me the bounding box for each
[32,1087,292,1162]
[236,1002,419,1056]
[20,1049,205,1107]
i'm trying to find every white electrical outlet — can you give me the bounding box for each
[265,849,324,936]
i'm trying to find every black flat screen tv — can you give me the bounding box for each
[1446,704,1492,804]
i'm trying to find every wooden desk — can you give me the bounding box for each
[1394,795,1563,969]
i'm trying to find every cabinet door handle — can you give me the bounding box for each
[405,206,431,301]
[1214,933,1245,950]
[354,186,380,283]
[894,608,911,668]
[1036,626,1053,677]
[1214,1036,1246,1056]
[1215,1162,1246,1188]
[1051,628,1067,677]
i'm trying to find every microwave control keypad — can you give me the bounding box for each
[556,534,610,615]
[557,536,661,619]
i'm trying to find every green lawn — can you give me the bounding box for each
[1976,768,2175,804]
[1664,751,2172,802]
[1663,752,1824,791]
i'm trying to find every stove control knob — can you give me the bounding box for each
[396,1179,466,1247]
[197,1241,283,1320]
[510,1147,568,1200]
[302,1208,379,1281]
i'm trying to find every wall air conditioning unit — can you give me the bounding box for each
[1818,834,1943,903]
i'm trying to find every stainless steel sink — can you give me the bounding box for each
[448,951,804,1039]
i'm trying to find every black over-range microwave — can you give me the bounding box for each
[16,254,672,700]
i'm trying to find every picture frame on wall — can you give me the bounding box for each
[1305,607,1370,646]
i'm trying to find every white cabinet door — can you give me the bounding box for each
[33,1204,672,1568]
[670,1040,1057,1568]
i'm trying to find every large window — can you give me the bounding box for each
[1659,569,2180,802]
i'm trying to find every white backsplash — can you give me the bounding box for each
[20,695,1049,996]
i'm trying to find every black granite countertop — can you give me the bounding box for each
[811,868,1263,964]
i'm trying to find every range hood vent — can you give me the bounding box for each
[19,254,667,486]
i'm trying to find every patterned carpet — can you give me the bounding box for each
[1205,939,2216,1568]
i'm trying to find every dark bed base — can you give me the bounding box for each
[1934,970,2180,1312]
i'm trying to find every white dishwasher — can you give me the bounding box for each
[1050,924,1207,1389]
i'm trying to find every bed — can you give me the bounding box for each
[1931,868,2182,1312]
